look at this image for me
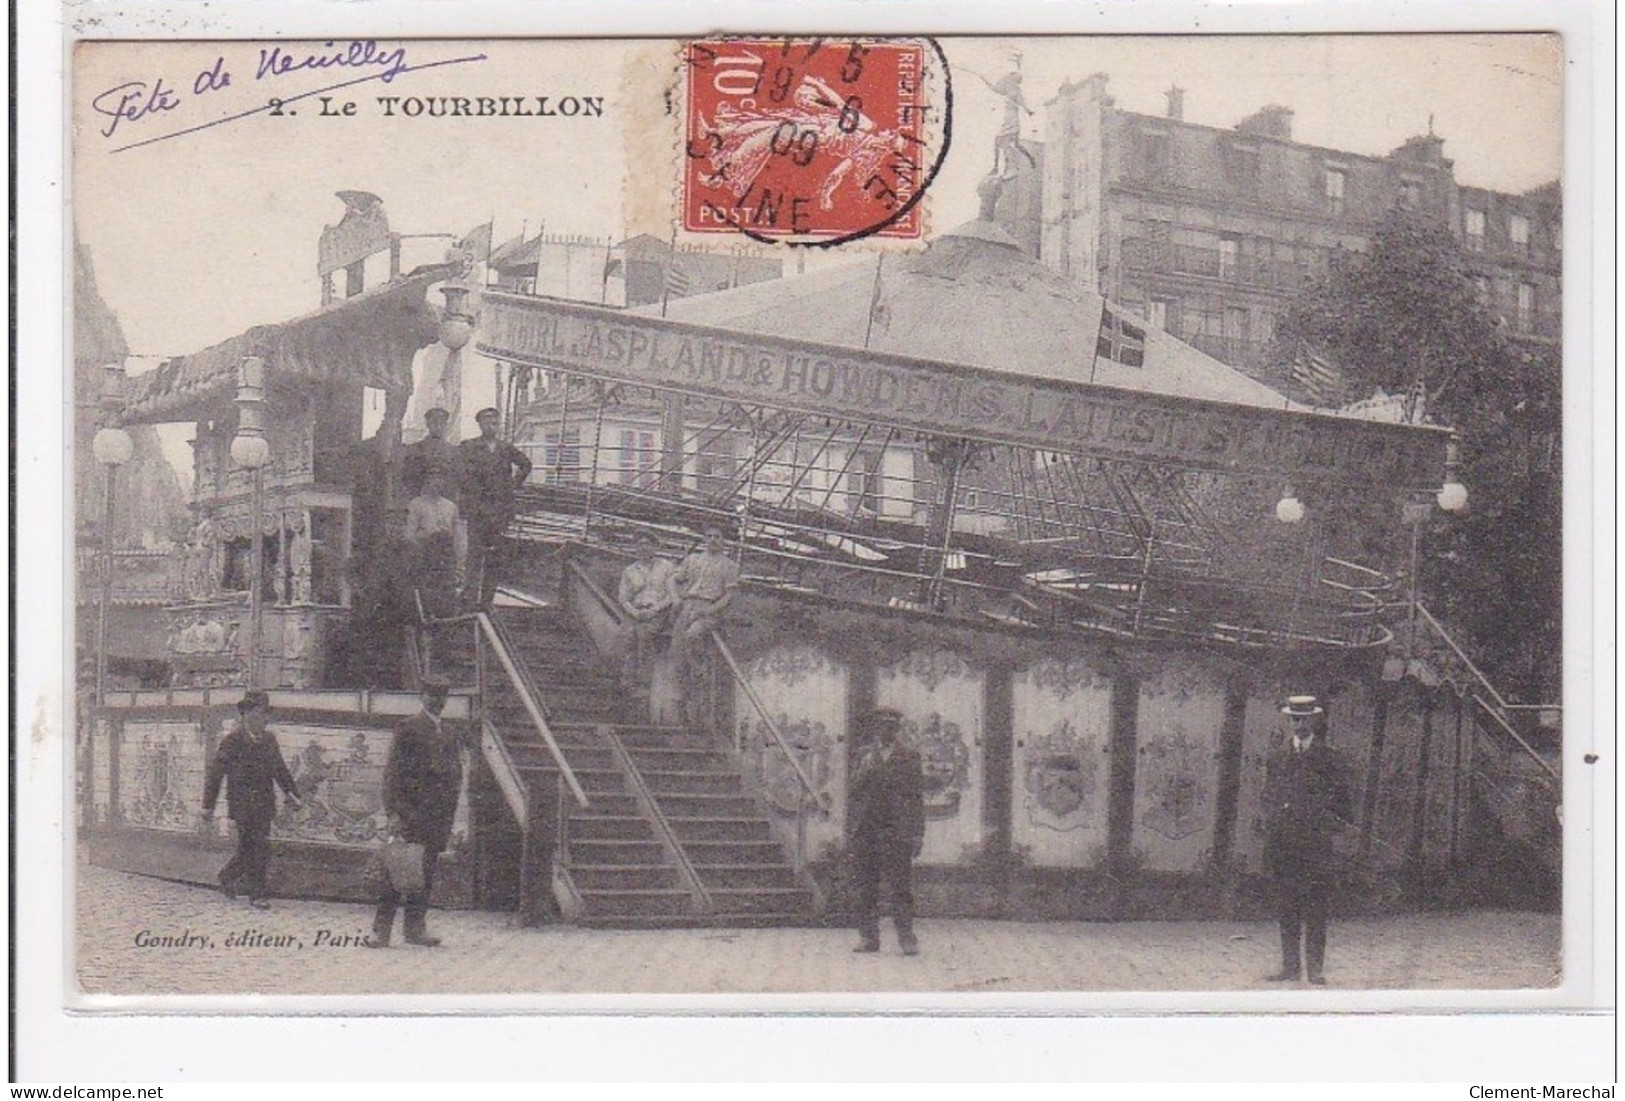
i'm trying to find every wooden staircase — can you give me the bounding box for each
[616,726,818,924]
[439,602,821,927]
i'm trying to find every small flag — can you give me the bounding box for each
[1289,343,1348,407]
[454,221,494,262]
[1402,375,1428,424]
[602,256,623,283]
[664,259,691,297]
[1095,305,1146,368]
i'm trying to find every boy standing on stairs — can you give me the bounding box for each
[849,708,927,956]
[617,531,678,681]
[668,526,739,727]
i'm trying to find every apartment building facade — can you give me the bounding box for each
[1007,76,1561,386]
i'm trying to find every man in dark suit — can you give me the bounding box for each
[367,675,465,947]
[849,708,927,956]
[201,690,301,909]
[1263,694,1353,985]
[457,407,532,608]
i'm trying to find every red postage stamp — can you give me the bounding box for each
[682,38,950,246]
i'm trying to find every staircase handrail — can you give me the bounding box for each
[563,556,827,815]
[1412,602,1559,782]
[415,594,590,810]
[708,628,829,816]
[601,725,714,914]
[1414,602,1553,716]
[478,611,592,810]
[1471,695,1561,785]
[479,717,531,823]
[562,555,624,625]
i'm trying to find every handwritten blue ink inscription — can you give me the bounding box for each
[90,40,427,148]
[92,78,182,139]
[255,41,410,85]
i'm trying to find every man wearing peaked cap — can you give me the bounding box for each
[1262,693,1353,985]
[848,708,927,957]
[458,406,532,609]
[368,674,464,947]
[201,689,301,909]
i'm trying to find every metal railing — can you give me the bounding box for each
[602,724,713,914]
[417,594,591,922]
[475,610,592,809]
[708,629,828,872]
[1413,602,1559,782]
[563,554,828,869]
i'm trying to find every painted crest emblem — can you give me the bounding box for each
[754,716,832,815]
[1138,727,1212,841]
[1022,720,1100,826]
[905,712,971,819]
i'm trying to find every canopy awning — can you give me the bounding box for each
[118,266,453,425]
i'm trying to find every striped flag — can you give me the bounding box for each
[1288,343,1348,407]
[1095,305,1146,368]
[664,258,692,297]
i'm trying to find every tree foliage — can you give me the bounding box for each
[1278,211,1562,701]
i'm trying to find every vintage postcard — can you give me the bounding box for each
[31,7,1607,1071]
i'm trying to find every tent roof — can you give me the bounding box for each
[639,220,1293,411]
[119,266,453,424]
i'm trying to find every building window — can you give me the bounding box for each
[1140,128,1170,178]
[1218,235,1241,280]
[1509,213,1531,250]
[849,450,885,516]
[618,428,660,489]
[1324,168,1347,217]
[1399,180,1422,209]
[1223,306,1251,361]
[1147,297,1173,331]
[1516,283,1535,333]
[1472,275,1491,307]
[543,428,582,485]
[693,438,739,498]
[1224,142,1260,189]
[1465,209,1486,252]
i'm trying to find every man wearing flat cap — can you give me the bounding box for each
[1262,694,1353,985]
[201,690,301,909]
[458,407,532,608]
[848,708,927,956]
[368,674,465,947]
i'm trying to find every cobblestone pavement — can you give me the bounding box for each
[75,862,1561,998]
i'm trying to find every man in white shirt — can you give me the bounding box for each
[667,526,740,727]
[617,531,677,679]
[405,475,459,619]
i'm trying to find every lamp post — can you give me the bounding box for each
[231,357,272,687]
[1406,434,1469,629]
[91,365,133,702]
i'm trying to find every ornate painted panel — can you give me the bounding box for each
[1419,699,1464,866]
[91,717,112,826]
[735,643,849,859]
[118,720,206,832]
[1131,665,1226,873]
[877,649,985,865]
[1010,657,1113,868]
[270,724,390,845]
[269,723,471,849]
[1368,694,1425,870]
[1237,688,1294,874]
